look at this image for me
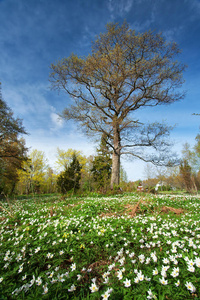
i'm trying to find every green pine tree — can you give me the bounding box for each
[91,134,112,191]
[57,153,81,194]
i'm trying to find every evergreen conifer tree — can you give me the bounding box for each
[91,133,112,190]
[57,153,81,194]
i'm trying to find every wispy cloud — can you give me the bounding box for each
[3,83,49,115]
[2,82,66,138]
[162,26,184,42]
[50,109,64,131]
[185,0,200,19]
[107,0,133,16]
[130,10,156,32]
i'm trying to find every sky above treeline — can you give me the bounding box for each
[0,0,200,181]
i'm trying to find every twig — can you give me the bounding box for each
[0,205,13,217]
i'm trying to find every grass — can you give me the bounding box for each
[0,193,200,299]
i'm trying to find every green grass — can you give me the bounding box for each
[0,193,200,299]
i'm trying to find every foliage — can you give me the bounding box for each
[57,152,81,194]
[194,134,200,156]
[0,83,27,195]
[50,21,186,187]
[179,160,193,193]
[79,155,94,193]
[45,167,58,194]
[91,134,112,191]
[120,166,128,184]
[180,137,200,192]
[55,148,90,193]
[182,138,200,174]
[0,193,200,299]
[17,149,49,194]
[193,135,200,173]
[55,148,86,172]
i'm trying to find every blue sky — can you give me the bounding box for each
[0,0,200,181]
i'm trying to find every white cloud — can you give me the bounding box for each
[162,26,184,42]
[3,82,49,115]
[186,0,200,19]
[107,0,133,16]
[2,83,65,134]
[50,112,64,129]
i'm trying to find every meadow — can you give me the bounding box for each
[0,193,200,300]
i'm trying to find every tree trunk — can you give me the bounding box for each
[10,182,16,196]
[110,122,121,189]
[111,151,120,188]
[191,176,198,194]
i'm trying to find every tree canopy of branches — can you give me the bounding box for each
[50,22,186,188]
[0,83,27,194]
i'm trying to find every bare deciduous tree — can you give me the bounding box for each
[50,22,185,188]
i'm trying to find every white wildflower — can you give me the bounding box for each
[68,284,76,292]
[89,283,99,293]
[159,277,168,285]
[123,278,131,287]
[185,281,196,293]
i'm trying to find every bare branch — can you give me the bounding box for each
[50,22,186,187]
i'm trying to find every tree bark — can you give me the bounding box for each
[110,122,121,189]
[10,182,16,196]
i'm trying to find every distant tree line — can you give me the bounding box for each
[16,142,128,196]
[143,135,200,193]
